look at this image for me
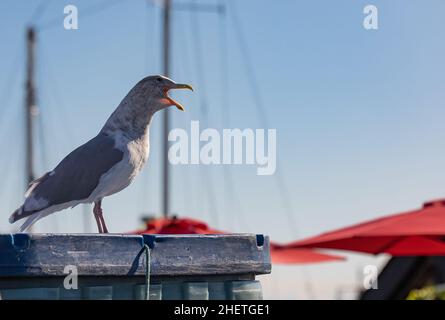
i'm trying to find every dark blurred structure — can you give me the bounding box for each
[360,256,445,300]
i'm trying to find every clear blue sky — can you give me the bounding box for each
[0,0,444,299]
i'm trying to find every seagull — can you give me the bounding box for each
[9,75,193,233]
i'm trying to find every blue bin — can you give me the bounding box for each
[0,233,271,300]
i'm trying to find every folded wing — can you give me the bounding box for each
[9,132,124,224]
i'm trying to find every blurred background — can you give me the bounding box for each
[1,0,445,299]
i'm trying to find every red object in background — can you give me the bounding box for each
[130,216,344,264]
[285,199,445,256]
[269,243,345,264]
[132,217,223,235]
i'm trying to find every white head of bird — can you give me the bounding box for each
[132,75,193,112]
[103,75,193,137]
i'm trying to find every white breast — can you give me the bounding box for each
[89,131,150,201]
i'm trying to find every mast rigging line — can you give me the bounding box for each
[188,2,220,226]
[170,10,198,217]
[228,1,299,237]
[228,1,314,298]
[0,104,23,207]
[39,42,76,145]
[217,0,248,231]
[0,44,22,138]
[28,0,52,25]
[0,39,25,233]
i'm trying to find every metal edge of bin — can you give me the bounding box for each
[0,233,271,278]
[144,234,271,276]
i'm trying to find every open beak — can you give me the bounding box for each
[165,83,193,111]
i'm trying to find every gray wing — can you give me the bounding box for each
[10,132,124,223]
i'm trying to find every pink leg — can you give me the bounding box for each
[93,200,108,233]
[93,202,103,233]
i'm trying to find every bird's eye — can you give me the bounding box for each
[156,77,163,82]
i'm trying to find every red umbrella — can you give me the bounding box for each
[130,216,345,264]
[131,217,223,235]
[270,243,345,264]
[285,199,445,256]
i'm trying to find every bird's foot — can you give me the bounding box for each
[93,210,103,233]
[100,214,109,233]
[93,201,108,233]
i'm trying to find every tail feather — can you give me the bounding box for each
[18,213,42,232]
[9,204,40,224]
[9,172,51,223]
[9,206,42,233]
[9,206,24,224]
[9,172,51,226]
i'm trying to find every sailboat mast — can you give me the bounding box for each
[161,0,171,218]
[25,27,36,187]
